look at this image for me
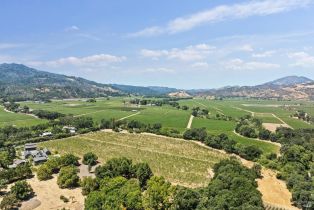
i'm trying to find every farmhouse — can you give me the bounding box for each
[63,126,76,134]
[21,143,51,165]
[8,159,27,168]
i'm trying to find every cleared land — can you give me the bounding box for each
[40,131,227,188]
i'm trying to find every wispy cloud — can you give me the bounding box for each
[288,51,314,67]
[252,50,276,58]
[191,62,209,68]
[65,25,80,32]
[224,58,280,70]
[140,44,215,61]
[131,0,312,37]
[145,67,175,73]
[28,54,126,68]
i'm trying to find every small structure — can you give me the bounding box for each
[63,126,76,134]
[21,143,50,165]
[41,132,52,137]
[8,159,27,168]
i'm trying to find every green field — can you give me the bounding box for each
[3,97,312,155]
[0,106,46,127]
[40,131,227,187]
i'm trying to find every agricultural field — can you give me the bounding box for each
[3,97,312,154]
[40,131,228,187]
[0,106,46,127]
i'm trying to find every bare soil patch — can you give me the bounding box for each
[257,168,300,210]
[263,123,289,132]
[22,175,84,210]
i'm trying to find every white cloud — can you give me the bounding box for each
[252,50,276,58]
[238,44,254,52]
[224,58,280,70]
[29,54,126,68]
[288,51,314,67]
[131,0,312,36]
[140,44,215,61]
[145,67,175,73]
[191,62,209,68]
[65,25,80,32]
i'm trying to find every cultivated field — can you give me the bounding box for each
[3,97,310,155]
[0,106,46,127]
[40,131,227,188]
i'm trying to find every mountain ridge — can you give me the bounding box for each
[0,63,313,100]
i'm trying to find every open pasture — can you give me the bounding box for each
[0,107,46,127]
[40,131,227,187]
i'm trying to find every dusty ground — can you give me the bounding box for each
[186,115,194,129]
[21,175,84,210]
[263,123,290,132]
[257,168,300,210]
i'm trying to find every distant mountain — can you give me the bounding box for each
[192,76,314,100]
[0,63,120,101]
[111,84,178,96]
[262,76,313,86]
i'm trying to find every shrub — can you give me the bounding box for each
[11,180,34,200]
[37,164,53,181]
[57,166,80,189]
[83,152,98,166]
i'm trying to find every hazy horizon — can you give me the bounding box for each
[1,0,314,88]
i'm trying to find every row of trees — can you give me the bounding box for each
[183,128,263,160]
[292,110,313,124]
[235,115,275,141]
[85,157,264,210]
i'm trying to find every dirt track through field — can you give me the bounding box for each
[187,115,194,129]
[118,111,141,121]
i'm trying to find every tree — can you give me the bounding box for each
[0,193,19,210]
[37,164,53,181]
[95,157,134,179]
[60,154,80,167]
[258,128,271,140]
[57,166,80,189]
[134,162,153,189]
[172,187,200,210]
[80,177,99,195]
[143,176,174,210]
[252,164,262,178]
[11,180,34,200]
[239,145,263,160]
[83,152,98,166]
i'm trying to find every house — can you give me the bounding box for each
[21,143,50,165]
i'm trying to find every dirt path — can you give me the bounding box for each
[117,111,140,121]
[232,106,255,116]
[1,106,39,119]
[271,113,292,129]
[187,115,194,129]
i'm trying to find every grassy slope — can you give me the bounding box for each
[0,107,45,127]
[40,131,227,187]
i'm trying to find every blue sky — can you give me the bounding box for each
[1,0,314,89]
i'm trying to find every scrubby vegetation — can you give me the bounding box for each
[85,157,263,210]
[183,128,262,160]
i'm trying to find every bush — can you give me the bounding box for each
[0,193,19,210]
[11,180,34,200]
[60,195,69,203]
[37,164,53,181]
[80,177,99,195]
[172,187,200,210]
[83,152,98,166]
[57,166,80,189]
